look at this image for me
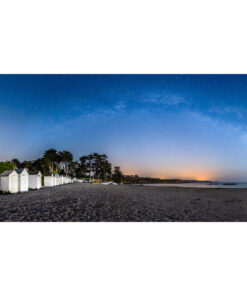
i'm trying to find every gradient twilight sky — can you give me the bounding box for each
[1,75,247,181]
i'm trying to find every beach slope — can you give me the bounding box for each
[0,183,246,221]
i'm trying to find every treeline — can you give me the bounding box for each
[1,149,124,183]
[0,149,188,184]
[122,175,184,184]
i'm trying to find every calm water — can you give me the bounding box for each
[144,183,247,189]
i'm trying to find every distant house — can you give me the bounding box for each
[29,171,42,190]
[44,174,54,187]
[0,170,19,193]
[65,176,72,184]
[16,168,29,192]
[54,174,60,186]
[60,175,64,185]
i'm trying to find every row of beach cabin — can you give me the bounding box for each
[44,174,74,187]
[0,169,75,193]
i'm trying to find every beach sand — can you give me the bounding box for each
[0,183,246,221]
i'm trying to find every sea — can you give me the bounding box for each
[143,182,247,189]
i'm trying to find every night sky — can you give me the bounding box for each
[1,74,247,181]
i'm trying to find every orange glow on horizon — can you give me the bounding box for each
[194,175,211,181]
[122,168,215,181]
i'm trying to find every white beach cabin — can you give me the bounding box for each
[29,171,42,190]
[60,175,64,185]
[66,176,72,183]
[53,174,60,186]
[44,174,54,187]
[16,168,29,192]
[0,170,19,193]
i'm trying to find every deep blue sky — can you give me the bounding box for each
[1,75,247,181]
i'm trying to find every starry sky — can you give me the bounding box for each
[1,74,247,181]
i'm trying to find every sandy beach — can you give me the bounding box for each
[0,183,246,221]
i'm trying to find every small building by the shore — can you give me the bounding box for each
[67,176,72,183]
[44,174,54,187]
[16,168,29,192]
[64,176,72,184]
[60,175,64,185]
[0,170,18,193]
[0,170,19,193]
[29,171,42,189]
[54,174,60,186]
